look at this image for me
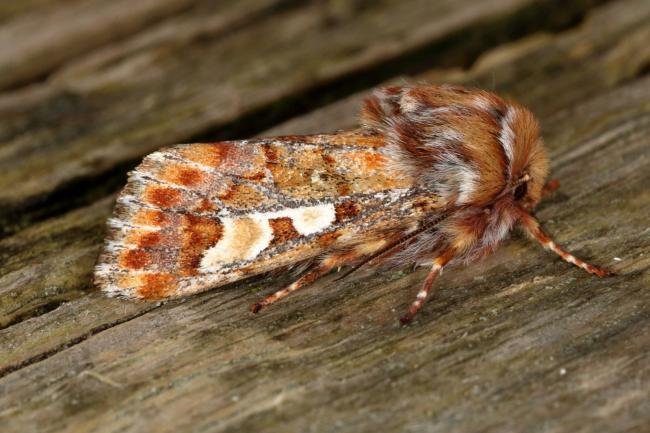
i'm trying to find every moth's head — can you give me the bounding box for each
[359,84,548,209]
[501,104,549,211]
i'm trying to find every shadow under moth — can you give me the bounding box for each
[95,84,614,323]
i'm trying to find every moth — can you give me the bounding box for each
[94,84,613,323]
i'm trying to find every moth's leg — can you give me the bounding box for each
[541,179,560,198]
[250,254,349,314]
[400,249,455,324]
[519,212,614,277]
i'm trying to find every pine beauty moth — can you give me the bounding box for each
[94,84,614,323]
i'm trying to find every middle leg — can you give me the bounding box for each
[400,248,456,324]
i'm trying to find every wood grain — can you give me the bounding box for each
[0,0,604,236]
[0,1,648,432]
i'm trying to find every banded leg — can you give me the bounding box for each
[519,212,614,277]
[250,254,350,313]
[250,265,330,313]
[400,249,455,324]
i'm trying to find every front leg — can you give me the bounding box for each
[519,212,614,277]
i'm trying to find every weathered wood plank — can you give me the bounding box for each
[0,0,203,90]
[269,0,650,135]
[0,197,111,329]
[1,0,647,385]
[1,71,648,430]
[0,0,604,236]
[0,0,68,24]
[0,0,648,432]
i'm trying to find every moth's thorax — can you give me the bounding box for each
[363,85,548,208]
[364,85,549,260]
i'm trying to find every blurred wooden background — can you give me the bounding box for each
[0,1,648,432]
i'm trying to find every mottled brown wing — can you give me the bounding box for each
[94,132,433,299]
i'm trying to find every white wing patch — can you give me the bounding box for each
[282,203,336,235]
[200,203,336,271]
[201,217,273,270]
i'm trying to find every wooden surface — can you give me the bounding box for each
[0,1,648,432]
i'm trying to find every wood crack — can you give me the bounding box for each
[0,304,161,379]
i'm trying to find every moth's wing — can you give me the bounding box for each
[94,132,429,299]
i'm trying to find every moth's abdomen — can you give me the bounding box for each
[94,134,418,299]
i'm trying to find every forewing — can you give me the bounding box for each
[94,132,424,299]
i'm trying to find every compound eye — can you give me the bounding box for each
[514,182,528,200]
